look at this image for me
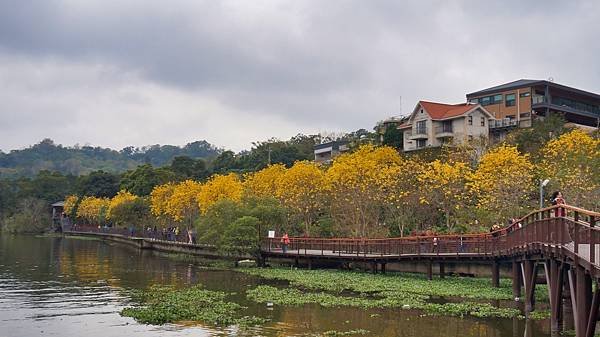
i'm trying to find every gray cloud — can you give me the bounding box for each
[0,0,599,152]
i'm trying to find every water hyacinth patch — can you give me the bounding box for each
[121,284,267,326]
[246,285,521,319]
[241,267,542,319]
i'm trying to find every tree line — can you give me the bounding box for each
[51,128,599,255]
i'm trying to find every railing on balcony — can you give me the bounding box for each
[405,128,427,138]
[532,95,546,104]
[434,124,453,135]
[489,118,518,129]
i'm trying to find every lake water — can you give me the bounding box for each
[0,235,551,337]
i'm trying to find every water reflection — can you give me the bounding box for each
[0,235,551,337]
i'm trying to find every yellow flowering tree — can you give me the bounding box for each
[276,161,325,236]
[197,174,243,214]
[325,145,405,237]
[166,180,202,227]
[150,183,176,225]
[76,196,110,225]
[243,164,287,198]
[418,160,472,231]
[540,129,600,209]
[107,190,151,228]
[63,195,79,217]
[469,145,534,222]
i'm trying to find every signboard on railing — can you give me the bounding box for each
[268,230,275,238]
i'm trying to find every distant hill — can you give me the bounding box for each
[0,139,221,178]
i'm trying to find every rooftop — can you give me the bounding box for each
[419,101,477,120]
[467,79,600,100]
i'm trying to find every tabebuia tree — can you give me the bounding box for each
[325,145,404,237]
[539,129,600,210]
[468,145,534,223]
[417,160,472,232]
[108,191,151,229]
[197,173,243,214]
[275,161,326,236]
[76,196,110,225]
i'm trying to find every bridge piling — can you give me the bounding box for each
[512,261,521,298]
[491,260,500,287]
[523,260,537,314]
[575,266,592,337]
[549,260,565,333]
[439,262,445,278]
[426,260,433,280]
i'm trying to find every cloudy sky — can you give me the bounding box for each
[1,0,598,152]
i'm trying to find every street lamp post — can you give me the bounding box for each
[539,179,550,209]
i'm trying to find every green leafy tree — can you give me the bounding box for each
[120,164,176,196]
[77,170,120,198]
[220,216,260,258]
[381,125,404,150]
[170,156,210,181]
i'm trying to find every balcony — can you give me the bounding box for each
[489,118,518,129]
[434,124,454,138]
[532,95,546,104]
[407,128,428,140]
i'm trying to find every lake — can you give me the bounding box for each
[0,235,550,337]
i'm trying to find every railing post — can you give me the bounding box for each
[574,223,579,255]
[591,216,596,265]
[417,237,421,257]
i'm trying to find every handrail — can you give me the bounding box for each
[269,204,598,242]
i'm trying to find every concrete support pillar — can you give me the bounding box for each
[512,260,521,298]
[439,262,445,279]
[381,263,386,274]
[491,260,500,288]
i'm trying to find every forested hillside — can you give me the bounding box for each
[0,139,221,178]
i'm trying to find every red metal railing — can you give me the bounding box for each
[263,205,600,265]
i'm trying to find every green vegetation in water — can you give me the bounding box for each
[239,267,550,319]
[121,284,267,326]
[247,285,521,319]
[528,310,551,320]
[240,267,547,301]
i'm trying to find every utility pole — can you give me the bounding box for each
[267,146,272,165]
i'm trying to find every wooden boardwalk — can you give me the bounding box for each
[261,205,600,337]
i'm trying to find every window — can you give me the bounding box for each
[505,94,516,107]
[493,94,503,103]
[480,96,491,106]
[481,116,485,126]
[520,92,531,98]
[468,115,473,125]
[416,120,426,134]
[416,139,426,148]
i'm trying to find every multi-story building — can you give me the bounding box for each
[467,79,600,141]
[314,140,350,163]
[401,101,494,151]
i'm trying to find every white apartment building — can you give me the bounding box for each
[400,101,494,151]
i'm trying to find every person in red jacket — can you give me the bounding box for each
[281,233,291,253]
[551,191,566,217]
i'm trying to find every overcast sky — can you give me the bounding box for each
[1,0,599,152]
